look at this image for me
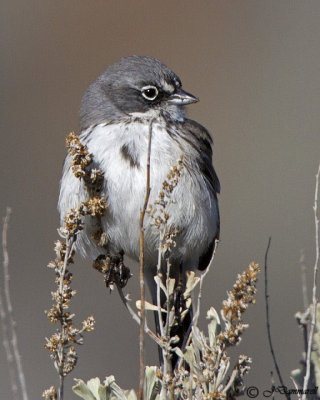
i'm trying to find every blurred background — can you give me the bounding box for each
[1,0,320,398]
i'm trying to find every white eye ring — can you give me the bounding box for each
[141,85,159,101]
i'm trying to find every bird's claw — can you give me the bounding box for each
[93,252,131,289]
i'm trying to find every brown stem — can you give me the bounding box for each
[138,120,154,400]
[264,237,290,400]
[57,234,75,400]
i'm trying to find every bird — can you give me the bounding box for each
[58,55,220,367]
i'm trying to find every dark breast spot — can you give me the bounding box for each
[120,143,140,168]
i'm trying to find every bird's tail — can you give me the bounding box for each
[170,302,193,370]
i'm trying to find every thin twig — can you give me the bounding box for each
[299,249,310,358]
[55,233,77,400]
[165,260,171,340]
[0,287,18,399]
[193,239,219,328]
[138,119,154,400]
[302,163,320,399]
[291,376,301,400]
[156,231,165,338]
[163,259,172,380]
[270,371,276,400]
[116,285,163,347]
[117,287,141,325]
[264,237,290,400]
[58,235,73,400]
[223,367,239,393]
[0,207,19,400]
[58,375,64,400]
[3,208,29,400]
[300,249,309,311]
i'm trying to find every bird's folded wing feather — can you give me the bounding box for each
[175,119,220,270]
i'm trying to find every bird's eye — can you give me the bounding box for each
[141,85,159,101]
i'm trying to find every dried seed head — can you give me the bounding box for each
[42,386,57,400]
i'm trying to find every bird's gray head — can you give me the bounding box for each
[80,56,198,130]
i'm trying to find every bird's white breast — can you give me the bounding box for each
[58,119,219,268]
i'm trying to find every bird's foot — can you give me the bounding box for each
[93,252,131,289]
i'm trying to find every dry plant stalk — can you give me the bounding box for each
[138,119,154,400]
[146,153,185,386]
[0,207,29,400]
[43,132,109,399]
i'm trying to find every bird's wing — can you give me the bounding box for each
[168,118,220,270]
[182,118,220,195]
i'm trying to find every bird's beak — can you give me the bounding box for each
[168,88,199,105]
